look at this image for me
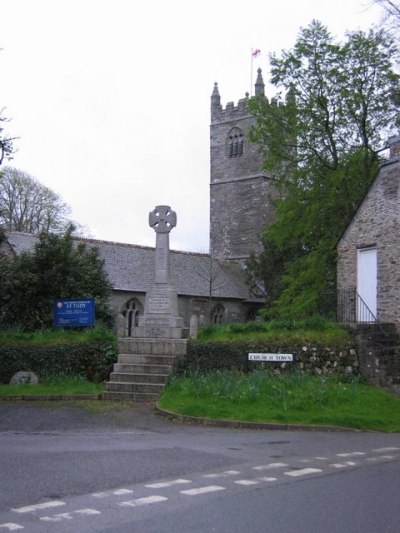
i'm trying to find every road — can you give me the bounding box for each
[0,401,399,532]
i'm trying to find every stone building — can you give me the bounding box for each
[210,68,278,261]
[337,136,400,327]
[1,231,262,336]
[1,73,273,334]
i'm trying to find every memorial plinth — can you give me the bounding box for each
[133,205,184,339]
[104,205,187,401]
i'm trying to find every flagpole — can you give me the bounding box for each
[250,48,254,96]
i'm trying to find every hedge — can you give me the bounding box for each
[0,341,117,384]
[172,339,358,376]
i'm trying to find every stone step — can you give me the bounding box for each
[106,381,165,394]
[118,338,187,356]
[114,363,171,374]
[109,372,168,384]
[102,391,159,402]
[117,354,177,365]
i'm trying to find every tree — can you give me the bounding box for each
[372,0,400,33]
[0,226,113,330]
[247,21,400,318]
[0,167,74,234]
[0,109,14,165]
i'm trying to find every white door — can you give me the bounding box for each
[357,248,377,322]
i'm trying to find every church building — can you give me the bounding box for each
[1,72,275,335]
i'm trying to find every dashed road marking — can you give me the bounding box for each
[40,508,101,522]
[119,496,168,507]
[180,485,226,496]
[367,455,394,462]
[253,463,288,471]
[284,468,322,478]
[330,461,357,468]
[373,447,399,453]
[145,479,191,489]
[336,452,365,457]
[12,501,65,514]
[41,513,73,522]
[93,488,133,498]
[204,470,240,478]
[0,525,24,531]
[258,477,277,482]
[234,479,260,486]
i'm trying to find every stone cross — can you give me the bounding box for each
[149,205,176,284]
[149,205,177,234]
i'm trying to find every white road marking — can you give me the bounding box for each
[145,479,191,489]
[204,470,240,478]
[180,485,226,496]
[284,468,322,477]
[258,477,277,482]
[119,496,168,507]
[40,513,73,522]
[336,452,365,457]
[40,508,101,522]
[74,509,101,516]
[253,463,288,471]
[315,457,328,460]
[367,455,394,462]
[373,447,399,452]
[0,525,24,531]
[234,480,260,486]
[93,488,133,498]
[12,501,65,514]
[330,461,357,468]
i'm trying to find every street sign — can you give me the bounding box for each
[53,298,95,327]
[248,353,294,362]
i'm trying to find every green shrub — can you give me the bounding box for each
[0,337,117,384]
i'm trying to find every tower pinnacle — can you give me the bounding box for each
[255,68,265,96]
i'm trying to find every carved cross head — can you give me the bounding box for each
[149,205,177,234]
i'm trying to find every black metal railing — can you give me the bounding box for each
[337,287,378,324]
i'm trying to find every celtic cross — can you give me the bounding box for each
[149,206,177,234]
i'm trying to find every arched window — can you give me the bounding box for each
[212,303,225,324]
[121,298,143,337]
[227,127,244,158]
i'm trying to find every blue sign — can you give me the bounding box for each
[53,298,95,328]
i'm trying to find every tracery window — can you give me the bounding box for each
[228,127,244,158]
[212,303,225,324]
[121,298,143,337]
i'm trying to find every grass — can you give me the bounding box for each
[0,376,105,396]
[159,370,400,432]
[196,317,351,344]
[0,325,117,345]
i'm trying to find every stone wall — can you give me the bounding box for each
[337,157,400,327]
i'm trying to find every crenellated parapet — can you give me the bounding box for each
[211,68,267,124]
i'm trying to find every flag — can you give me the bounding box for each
[252,49,261,58]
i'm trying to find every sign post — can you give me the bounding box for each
[248,353,294,363]
[53,299,95,328]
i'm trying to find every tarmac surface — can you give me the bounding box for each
[0,400,171,433]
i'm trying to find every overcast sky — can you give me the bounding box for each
[0,0,381,251]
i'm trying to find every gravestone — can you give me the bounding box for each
[133,205,184,339]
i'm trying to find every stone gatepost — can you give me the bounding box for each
[133,205,184,339]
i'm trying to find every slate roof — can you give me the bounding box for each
[4,232,260,302]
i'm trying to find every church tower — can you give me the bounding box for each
[210,69,277,261]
